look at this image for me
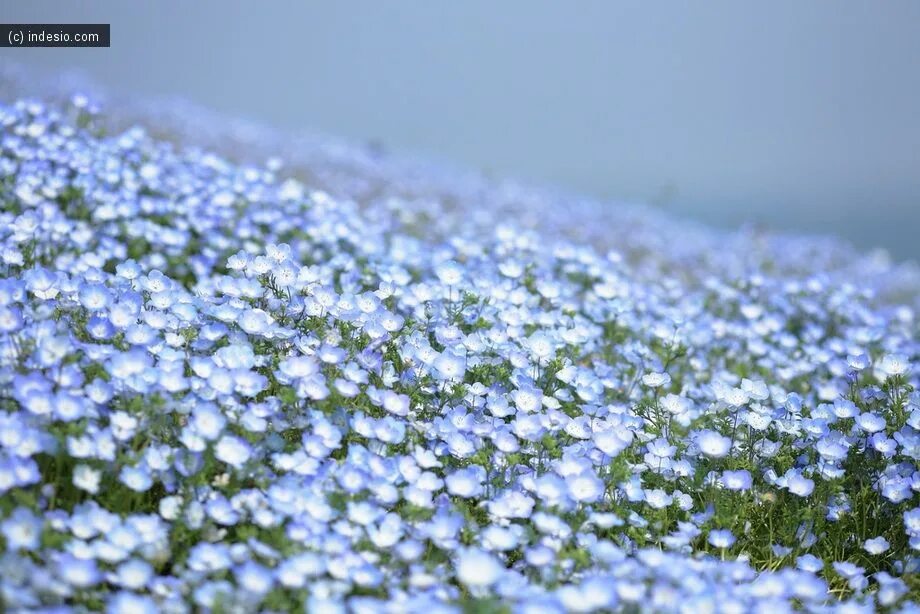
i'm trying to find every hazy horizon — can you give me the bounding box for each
[3,1,919,260]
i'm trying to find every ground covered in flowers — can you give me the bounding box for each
[0,94,919,613]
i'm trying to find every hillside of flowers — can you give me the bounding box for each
[0,93,919,613]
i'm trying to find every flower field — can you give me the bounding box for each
[0,95,918,612]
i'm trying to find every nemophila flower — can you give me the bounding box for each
[740,378,769,401]
[881,476,913,504]
[111,558,154,590]
[488,490,535,520]
[0,456,41,492]
[435,260,464,286]
[277,354,319,381]
[646,437,676,460]
[235,560,275,595]
[832,561,868,592]
[567,472,605,503]
[79,283,111,311]
[721,469,753,491]
[796,554,824,573]
[115,258,143,280]
[0,278,24,305]
[512,386,543,413]
[869,432,898,457]
[904,507,920,538]
[215,434,253,468]
[206,496,240,526]
[107,592,159,614]
[659,393,691,415]
[433,351,466,382]
[708,529,736,549]
[876,572,910,607]
[20,388,53,417]
[641,372,671,388]
[445,466,485,498]
[783,470,815,498]
[644,488,673,509]
[0,306,23,333]
[696,430,732,458]
[374,417,406,444]
[816,433,849,461]
[876,354,909,378]
[111,412,139,441]
[381,390,410,416]
[1,507,43,550]
[593,428,632,457]
[73,464,102,494]
[0,94,917,612]
[107,348,153,380]
[855,412,886,433]
[85,314,115,340]
[24,267,60,299]
[120,465,153,492]
[771,544,793,558]
[863,536,890,555]
[721,386,750,407]
[486,393,514,418]
[832,398,860,419]
[57,552,102,588]
[234,369,268,397]
[846,352,869,371]
[482,524,522,552]
[455,548,504,588]
[526,332,555,363]
[238,308,274,336]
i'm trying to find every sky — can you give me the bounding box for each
[2,1,919,260]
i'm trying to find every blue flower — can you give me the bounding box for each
[708,529,736,549]
[0,91,916,611]
[120,465,153,492]
[721,469,753,491]
[215,434,253,468]
[1,507,43,550]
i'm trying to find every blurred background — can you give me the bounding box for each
[2,1,919,260]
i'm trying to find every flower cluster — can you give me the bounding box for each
[0,95,918,613]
